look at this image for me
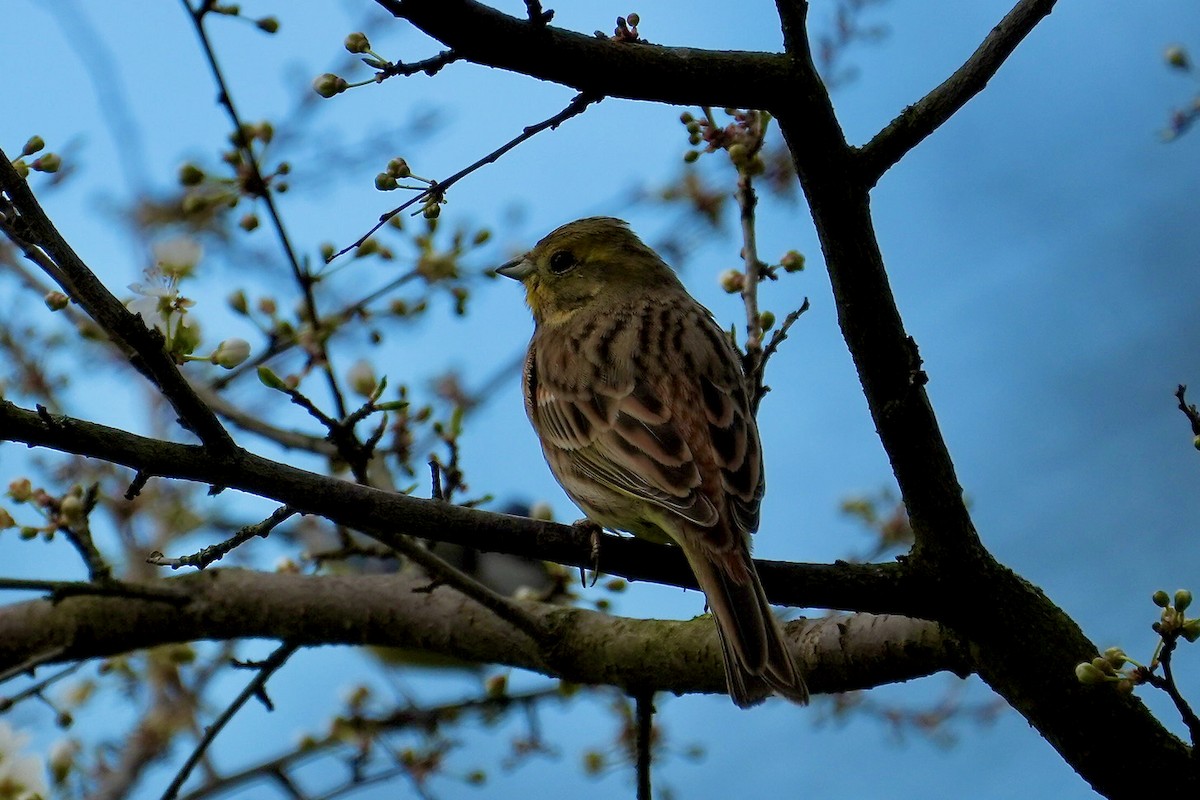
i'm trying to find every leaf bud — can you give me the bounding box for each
[1175,589,1193,612]
[312,73,348,98]
[1074,661,1108,685]
[345,32,371,54]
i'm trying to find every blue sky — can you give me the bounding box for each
[3,1,1200,798]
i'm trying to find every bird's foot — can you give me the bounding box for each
[572,518,604,587]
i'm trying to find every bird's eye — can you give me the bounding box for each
[548,250,577,275]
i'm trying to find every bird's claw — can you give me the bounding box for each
[572,519,603,587]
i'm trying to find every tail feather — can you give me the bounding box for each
[684,543,809,708]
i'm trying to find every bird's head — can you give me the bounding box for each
[497,217,682,325]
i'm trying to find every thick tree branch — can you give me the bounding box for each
[858,0,1059,183]
[0,152,234,451]
[0,569,965,700]
[374,0,796,110]
[0,399,922,616]
[762,5,1194,796]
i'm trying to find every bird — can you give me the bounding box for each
[496,216,808,707]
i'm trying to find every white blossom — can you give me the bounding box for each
[0,722,48,800]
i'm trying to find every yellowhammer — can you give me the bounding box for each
[498,216,808,707]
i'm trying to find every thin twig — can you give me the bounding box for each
[160,641,300,800]
[0,577,189,604]
[333,92,602,259]
[858,0,1058,183]
[148,506,298,570]
[177,688,559,800]
[750,298,809,413]
[59,484,112,581]
[1175,384,1200,437]
[386,534,547,643]
[0,646,68,687]
[209,268,420,390]
[182,0,349,419]
[0,662,83,711]
[634,692,655,800]
[1153,638,1200,745]
[377,50,460,79]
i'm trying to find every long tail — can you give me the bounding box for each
[684,542,809,708]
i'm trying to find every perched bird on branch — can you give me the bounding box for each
[498,217,807,707]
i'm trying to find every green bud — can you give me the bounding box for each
[683,150,700,163]
[679,111,694,124]
[1091,656,1115,676]
[386,157,411,178]
[1074,661,1108,685]
[44,291,69,311]
[12,159,29,179]
[345,32,371,54]
[319,243,335,262]
[21,136,45,157]
[780,250,805,272]
[627,12,639,26]
[312,73,348,98]
[8,479,33,502]
[1175,589,1193,612]
[19,526,39,540]
[583,751,605,775]
[179,163,205,186]
[1115,679,1134,695]
[727,143,748,166]
[422,203,441,219]
[238,213,259,231]
[347,360,378,398]
[759,310,776,332]
[32,153,62,173]
[228,290,249,315]
[256,16,279,33]
[1153,590,1171,608]
[374,173,398,191]
[1166,45,1190,70]
[1103,647,1127,669]
[1193,435,1200,451]
[718,269,744,294]
[1183,619,1200,643]
[257,366,288,391]
[466,770,486,786]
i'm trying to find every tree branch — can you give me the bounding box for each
[0,569,965,700]
[0,152,235,451]
[858,0,1059,183]
[0,398,922,616]
[764,3,1194,793]
[374,0,796,109]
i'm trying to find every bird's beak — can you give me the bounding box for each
[496,255,534,281]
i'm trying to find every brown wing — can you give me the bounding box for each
[524,295,764,546]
